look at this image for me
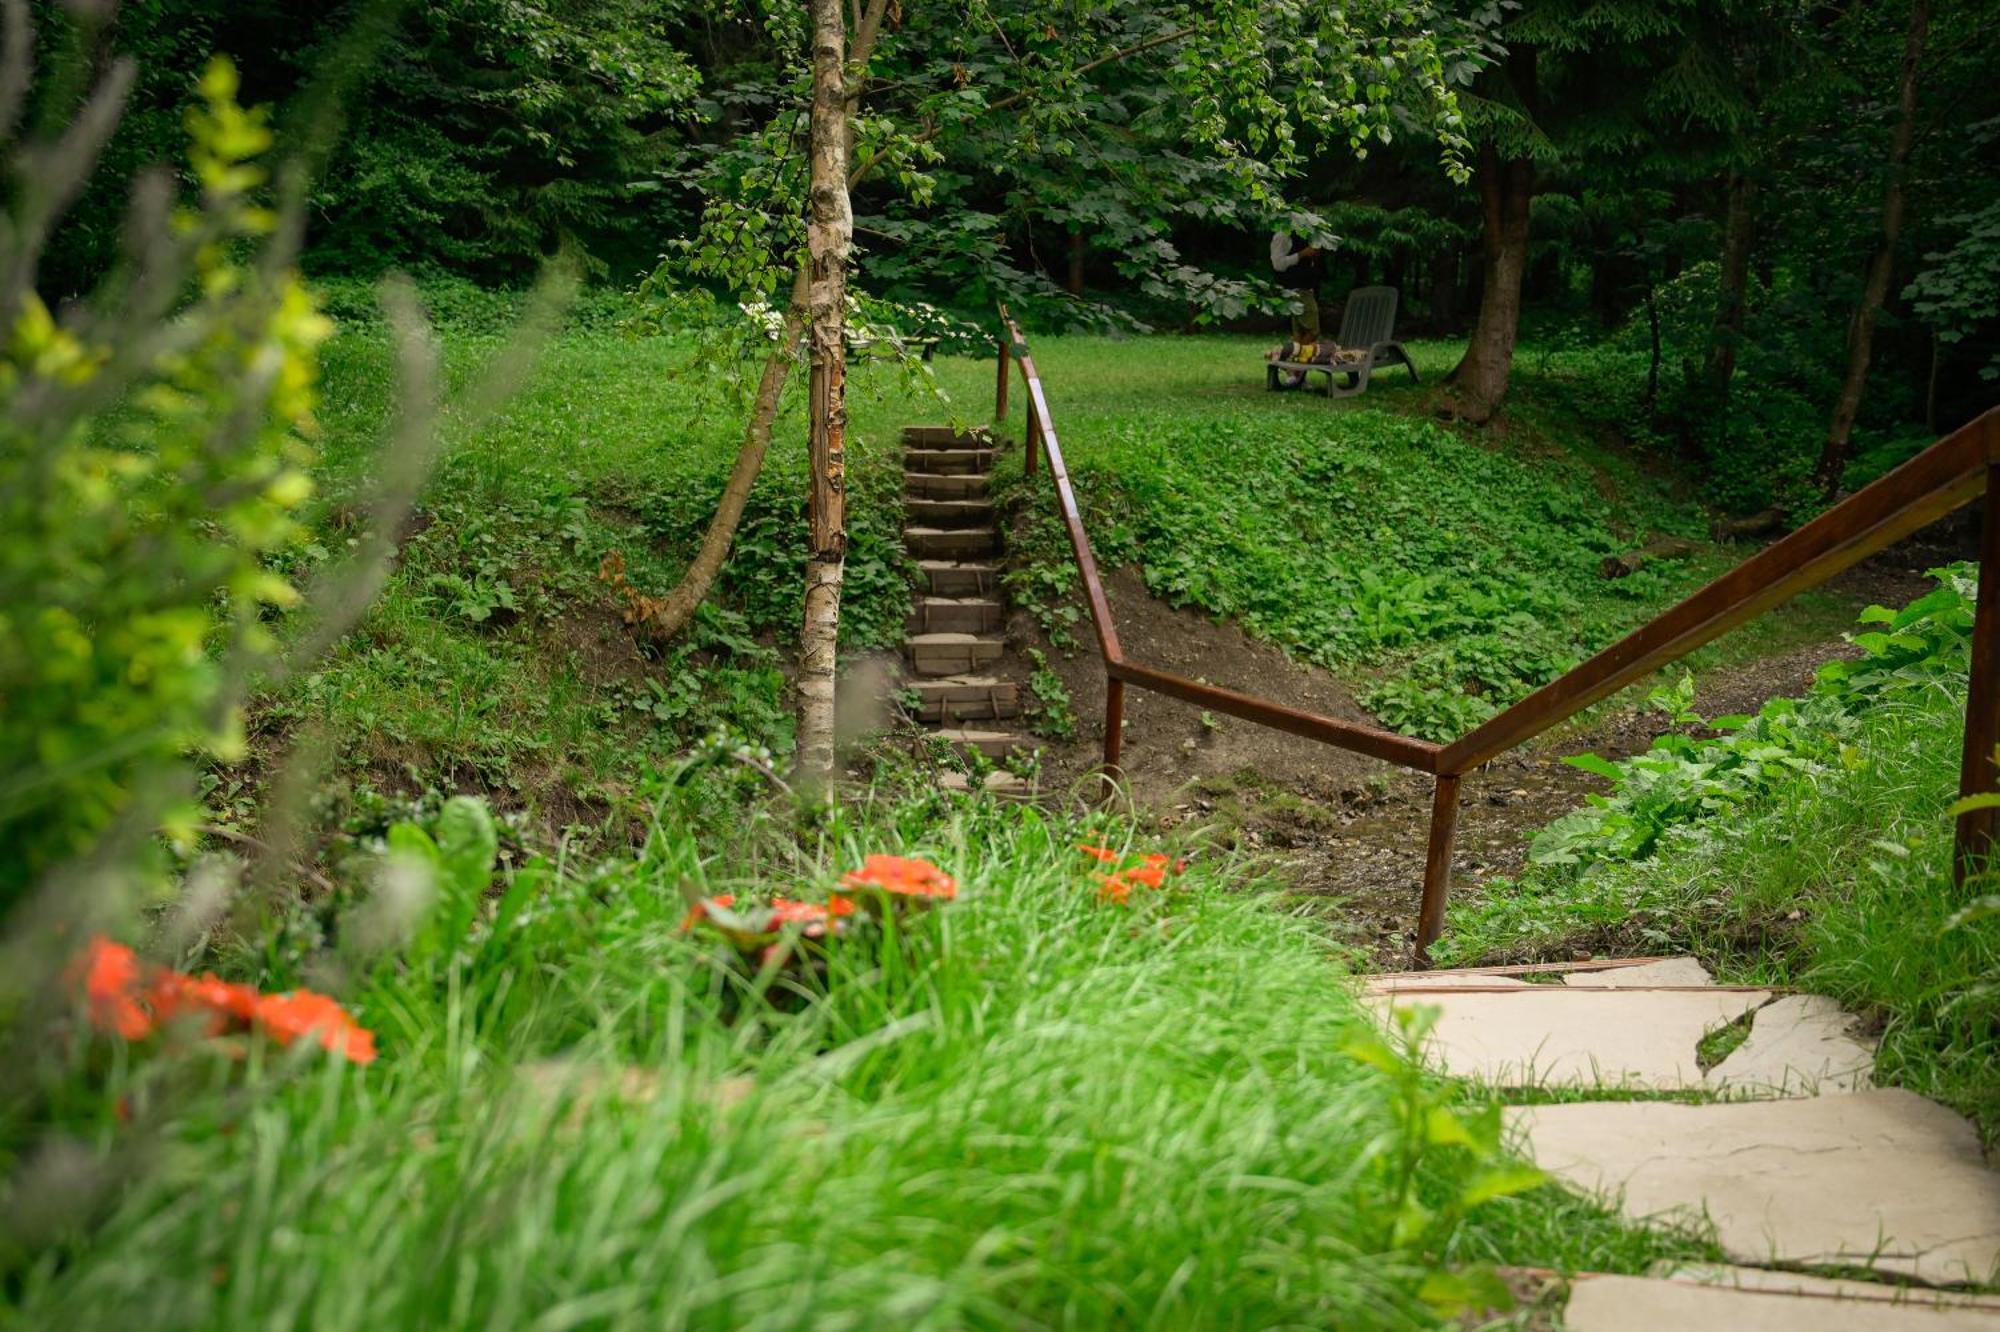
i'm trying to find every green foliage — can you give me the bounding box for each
[1022,647,1077,742]
[997,336,1716,740]
[1526,566,1976,873]
[11,783,1690,1324]
[1904,199,2000,384]
[1442,571,1998,1137]
[0,59,328,919]
[55,0,702,285]
[637,0,1498,335]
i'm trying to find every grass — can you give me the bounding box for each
[271,293,1888,838]
[991,334,1853,740]
[4,781,1709,1327]
[1438,680,2000,1142]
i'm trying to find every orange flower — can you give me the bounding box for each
[151,971,259,1035]
[766,896,855,938]
[69,936,375,1064]
[680,893,738,934]
[1121,863,1167,890]
[1096,873,1134,905]
[839,855,958,901]
[1076,844,1120,864]
[1140,853,1188,875]
[252,991,378,1064]
[76,937,152,1040]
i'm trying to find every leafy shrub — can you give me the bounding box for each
[1527,565,1978,875]
[0,60,329,919]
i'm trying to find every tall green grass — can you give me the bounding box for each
[6,785,1697,1327]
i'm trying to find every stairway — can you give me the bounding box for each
[1368,958,2000,1326]
[899,426,1031,790]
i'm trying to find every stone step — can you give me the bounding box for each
[906,675,1021,723]
[907,597,1004,635]
[906,448,996,476]
[905,497,996,528]
[927,728,1030,761]
[1561,1268,2000,1331]
[903,425,993,448]
[919,560,1001,596]
[905,526,997,558]
[1366,983,1773,1091]
[1370,968,1877,1095]
[905,471,991,500]
[1512,1089,2000,1285]
[906,632,1005,676]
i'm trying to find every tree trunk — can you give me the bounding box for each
[1816,0,1930,497]
[797,0,854,783]
[1706,170,1755,395]
[602,266,808,641]
[1066,230,1085,295]
[1444,143,1533,424]
[607,0,896,647]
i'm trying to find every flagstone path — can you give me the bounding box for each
[1370,956,2000,1325]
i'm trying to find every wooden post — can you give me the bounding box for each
[1956,466,1999,883]
[1415,774,1463,966]
[1102,677,1126,778]
[995,337,1010,422]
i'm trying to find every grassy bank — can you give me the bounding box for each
[273,297,1883,842]
[6,783,1702,1327]
[990,335,1859,740]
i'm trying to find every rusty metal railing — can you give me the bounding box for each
[995,312,2000,966]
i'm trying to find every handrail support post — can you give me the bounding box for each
[1102,677,1126,779]
[1415,774,1463,968]
[1956,465,2000,883]
[1024,390,1040,479]
[995,337,1010,422]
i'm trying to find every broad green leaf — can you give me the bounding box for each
[1460,1163,1548,1207]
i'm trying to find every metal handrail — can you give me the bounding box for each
[996,312,2000,966]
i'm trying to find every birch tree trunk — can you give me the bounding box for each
[1815,0,1930,498]
[797,0,854,783]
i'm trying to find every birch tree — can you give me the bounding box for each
[797,0,854,780]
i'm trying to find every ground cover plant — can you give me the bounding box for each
[993,335,1773,740]
[275,309,1893,843]
[1439,571,2000,1139]
[5,776,1713,1327]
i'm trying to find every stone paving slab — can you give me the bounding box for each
[1707,993,1876,1095]
[1510,1089,2000,1284]
[1565,956,1714,988]
[1655,1262,2000,1309]
[1563,1272,2000,1330]
[1368,986,1769,1089]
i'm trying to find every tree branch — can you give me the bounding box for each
[850,0,893,87]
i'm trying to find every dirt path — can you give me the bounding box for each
[1020,554,1944,967]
